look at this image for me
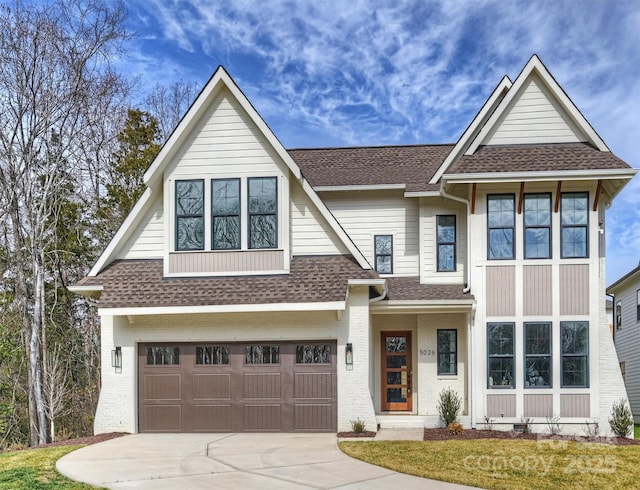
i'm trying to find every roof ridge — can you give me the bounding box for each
[287,143,455,151]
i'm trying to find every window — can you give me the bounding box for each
[437,329,457,375]
[620,361,626,385]
[437,215,456,271]
[524,193,551,259]
[637,290,640,322]
[487,194,515,259]
[616,300,622,329]
[212,179,240,249]
[524,323,551,388]
[245,345,279,364]
[296,344,331,364]
[487,323,514,388]
[196,346,229,365]
[374,235,393,273]
[561,192,588,258]
[176,180,204,250]
[561,321,589,387]
[248,177,277,249]
[146,346,179,365]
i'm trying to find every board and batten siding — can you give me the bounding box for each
[484,75,586,146]
[523,265,552,316]
[486,393,516,417]
[523,394,553,418]
[560,394,590,418]
[118,191,164,260]
[559,264,590,315]
[322,190,419,276]
[485,266,515,317]
[169,250,284,274]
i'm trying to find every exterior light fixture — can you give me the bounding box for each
[345,343,353,366]
[111,346,122,373]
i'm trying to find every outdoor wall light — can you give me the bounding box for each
[111,346,122,373]
[345,343,353,366]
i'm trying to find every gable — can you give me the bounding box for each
[117,187,164,260]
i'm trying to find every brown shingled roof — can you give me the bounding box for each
[78,256,378,309]
[384,277,473,301]
[288,144,454,192]
[447,143,631,175]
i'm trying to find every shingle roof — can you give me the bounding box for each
[447,143,631,175]
[288,144,454,192]
[77,256,378,308]
[384,277,473,301]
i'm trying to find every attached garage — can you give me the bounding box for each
[138,341,337,432]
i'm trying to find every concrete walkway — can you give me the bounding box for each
[57,431,472,489]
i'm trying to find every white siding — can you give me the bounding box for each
[118,191,164,259]
[322,190,418,276]
[484,76,587,146]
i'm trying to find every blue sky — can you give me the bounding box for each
[122,0,640,284]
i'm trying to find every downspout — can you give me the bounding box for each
[440,186,471,293]
[369,280,387,303]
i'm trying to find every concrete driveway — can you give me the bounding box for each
[57,433,471,489]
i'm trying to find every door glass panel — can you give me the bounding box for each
[387,388,407,403]
[386,336,407,352]
[386,372,403,385]
[386,355,407,368]
[146,346,179,365]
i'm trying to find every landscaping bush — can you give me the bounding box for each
[437,388,461,426]
[609,399,633,438]
[350,418,366,433]
[447,422,464,435]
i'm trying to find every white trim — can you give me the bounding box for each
[348,279,386,286]
[98,301,347,317]
[314,184,406,192]
[404,191,441,198]
[164,269,289,278]
[443,168,638,184]
[371,299,475,314]
[67,285,103,293]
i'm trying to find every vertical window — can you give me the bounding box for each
[524,323,551,388]
[487,323,514,388]
[437,329,457,375]
[487,194,515,259]
[524,193,551,259]
[561,321,589,387]
[212,179,241,249]
[374,235,393,273]
[561,192,588,258]
[616,300,622,330]
[437,215,456,271]
[176,180,204,250]
[637,290,640,322]
[248,177,277,249]
[620,361,626,385]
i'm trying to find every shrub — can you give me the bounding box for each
[609,399,633,438]
[350,418,366,434]
[483,416,495,431]
[546,413,561,435]
[448,422,464,435]
[583,420,600,438]
[437,388,462,426]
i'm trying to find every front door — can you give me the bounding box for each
[381,331,412,411]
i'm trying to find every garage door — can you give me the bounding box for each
[138,341,337,432]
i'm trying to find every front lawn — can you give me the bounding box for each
[0,445,94,489]
[635,424,640,439]
[340,439,640,489]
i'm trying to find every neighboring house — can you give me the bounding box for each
[71,55,636,436]
[607,265,640,422]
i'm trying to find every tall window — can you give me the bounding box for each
[561,192,588,258]
[616,300,622,330]
[437,215,456,271]
[248,177,277,249]
[487,194,515,259]
[212,179,241,249]
[524,193,551,259]
[524,323,551,388]
[176,180,204,250]
[561,321,589,387]
[637,290,640,322]
[437,329,457,375]
[374,235,393,273]
[487,323,514,388]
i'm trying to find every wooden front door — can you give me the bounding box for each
[381,331,412,411]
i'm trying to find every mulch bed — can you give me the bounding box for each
[423,428,640,446]
[32,432,129,449]
[337,431,376,438]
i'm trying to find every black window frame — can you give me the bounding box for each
[560,192,589,258]
[561,321,589,388]
[616,299,622,330]
[523,193,552,259]
[437,329,457,375]
[211,178,241,250]
[437,215,456,272]
[247,177,278,249]
[175,179,205,251]
[636,290,640,322]
[487,194,515,260]
[524,322,552,389]
[374,234,393,274]
[487,322,515,388]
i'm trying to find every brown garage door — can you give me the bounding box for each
[138,341,337,432]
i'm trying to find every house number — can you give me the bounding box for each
[419,349,435,356]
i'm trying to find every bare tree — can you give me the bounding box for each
[144,81,199,142]
[42,344,70,442]
[0,0,130,445]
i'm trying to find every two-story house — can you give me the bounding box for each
[72,55,635,436]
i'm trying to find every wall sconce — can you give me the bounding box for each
[111,346,122,373]
[345,343,353,366]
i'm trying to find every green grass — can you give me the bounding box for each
[635,424,640,439]
[340,439,640,490]
[0,446,95,489]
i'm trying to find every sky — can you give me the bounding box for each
[122,0,640,284]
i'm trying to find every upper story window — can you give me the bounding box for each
[374,235,393,273]
[176,180,204,251]
[248,177,278,249]
[616,299,622,329]
[561,192,588,258]
[437,215,456,272]
[636,290,640,322]
[524,193,551,259]
[487,194,515,260]
[212,179,241,250]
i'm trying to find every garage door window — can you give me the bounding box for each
[245,345,279,364]
[296,344,331,364]
[146,346,179,365]
[196,346,229,365]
